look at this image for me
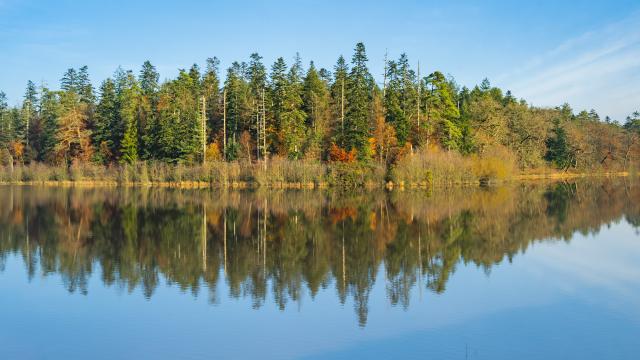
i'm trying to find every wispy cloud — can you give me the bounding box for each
[496,12,640,120]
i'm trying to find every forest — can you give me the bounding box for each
[1,43,640,186]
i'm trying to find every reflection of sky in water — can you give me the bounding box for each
[525,223,640,302]
[1,220,638,359]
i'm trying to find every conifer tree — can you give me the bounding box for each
[279,54,306,158]
[93,79,118,163]
[20,81,39,153]
[0,91,11,148]
[345,43,373,157]
[385,60,405,144]
[269,57,288,153]
[202,57,220,143]
[118,72,141,163]
[138,61,160,159]
[77,66,95,104]
[303,61,331,158]
[36,87,61,163]
[61,68,78,93]
[248,53,268,157]
[425,71,461,150]
[188,64,202,96]
[139,61,160,96]
[330,56,348,146]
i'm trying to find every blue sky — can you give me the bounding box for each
[1,0,639,120]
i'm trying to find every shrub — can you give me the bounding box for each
[391,145,515,187]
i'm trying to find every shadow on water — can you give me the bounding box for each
[1,179,639,327]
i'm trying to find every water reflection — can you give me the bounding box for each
[1,180,639,327]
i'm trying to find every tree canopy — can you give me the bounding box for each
[1,43,639,172]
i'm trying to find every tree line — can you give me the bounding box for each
[1,42,639,171]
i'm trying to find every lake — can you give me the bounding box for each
[1,181,639,359]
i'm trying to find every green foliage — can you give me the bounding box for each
[425,71,461,150]
[624,111,640,133]
[118,73,142,164]
[545,120,575,169]
[385,53,417,145]
[302,61,331,158]
[327,162,372,188]
[280,55,307,159]
[0,43,639,179]
[224,138,240,161]
[345,43,373,157]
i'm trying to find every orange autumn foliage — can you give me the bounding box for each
[9,141,24,161]
[329,143,356,163]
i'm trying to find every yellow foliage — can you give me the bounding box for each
[205,143,222,162]
[9,141,24,161]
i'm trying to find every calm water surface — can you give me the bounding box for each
[1,181,639,359]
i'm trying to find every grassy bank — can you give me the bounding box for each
[0,154,633,189]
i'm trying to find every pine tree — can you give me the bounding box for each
[139,61,160,96]
[0,91,11,148]
[61,68,78,93]
[118,72,141,163]
[155,70,200,162]
[345,43,373,157]
[545,119,574,169]
[138,61,160,159]
[223,62,250,159]
[385,60,407,144]
[248,53,267,158]
[384,55,422,146]
[269,57,288,153]
[93,79,118,163]
[202,57,220,143]
[330,56,348,146]
[188,64,202,96]
[398,54,418,143]
[279,54,306,158]
[425,71,461,150]
[20,80,39,151]
[77,66,95,104]
[37,87,61,163]
[303,61,331,158]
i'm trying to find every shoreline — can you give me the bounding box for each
[0,171,631,190]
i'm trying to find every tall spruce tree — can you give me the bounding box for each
[345,43,373,157]
[61,68,78,93]
[330,56,348,146]
[0,91,11,148]
[270,57,288,153]
[303,61,331,157]
[247,53,268,156]
[385,60,405,144]
[202,57,220,143]
[138,61,160,159]
[223,62,250,158]
[20,81,39,153]
[425,71,461,150]
[77,66,95,104]
[93,78,118,163]
[118,72,141,163]
[37,87,61,163]
[140,61,160,96]
[279,54,306,158]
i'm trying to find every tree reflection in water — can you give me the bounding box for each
[1,180,639,327]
